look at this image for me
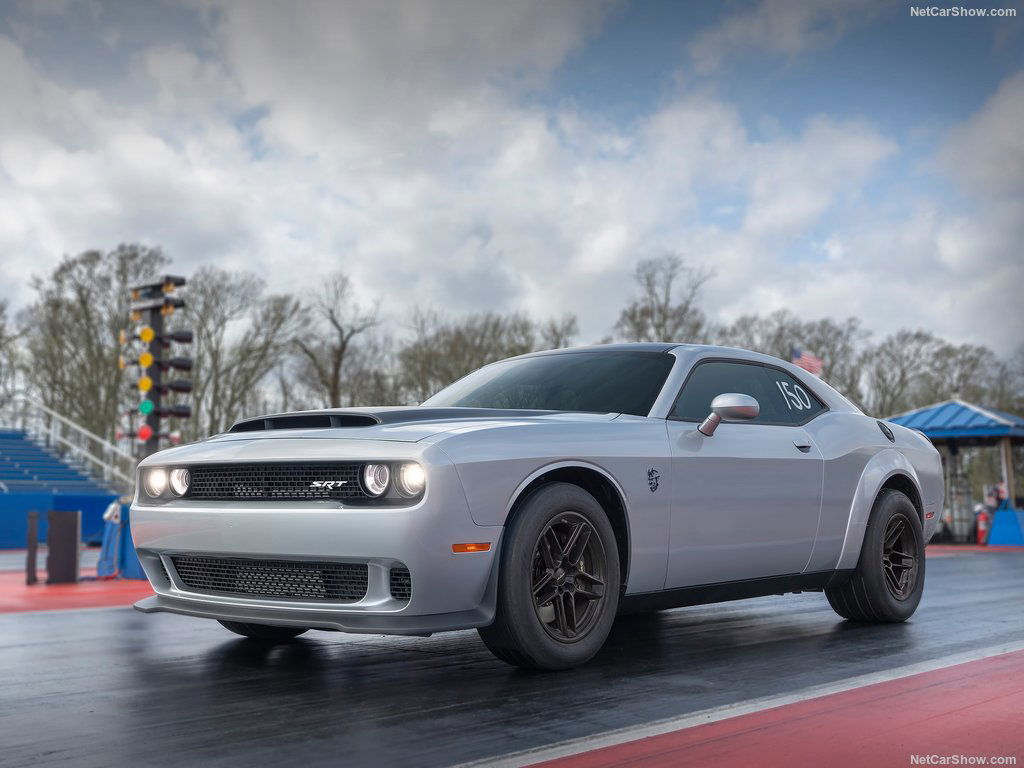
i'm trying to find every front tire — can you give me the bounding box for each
[826,488,925,622]
[218,620,308,642]
[479,482,621,670]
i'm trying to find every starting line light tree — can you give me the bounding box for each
[120,275,193,457]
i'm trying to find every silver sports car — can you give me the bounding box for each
[132,343,942,669]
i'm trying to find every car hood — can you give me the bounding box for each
[200,407,619,445]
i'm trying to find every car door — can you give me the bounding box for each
[665,359,825,588]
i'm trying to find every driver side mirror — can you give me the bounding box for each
[698,393,759,436]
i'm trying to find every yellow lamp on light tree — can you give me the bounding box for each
[138,352,154,369]
[139,326,155,343]
[138,375,153,393]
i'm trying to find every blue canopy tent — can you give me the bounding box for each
[889,400,1024,545]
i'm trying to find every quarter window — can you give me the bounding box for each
[759,366,825,424]
[672,361,825,425]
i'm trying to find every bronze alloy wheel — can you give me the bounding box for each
[531,512,607,642]
[881,512,919,600]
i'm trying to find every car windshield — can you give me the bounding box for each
[422,351,675,416]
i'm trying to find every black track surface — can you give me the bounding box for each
[2,550,1022,768]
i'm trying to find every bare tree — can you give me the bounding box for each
[861,330,938,417]
[292,273,379,408]
[919,342,998,405]
[335,331,404,406]
[399,310,538,402]
[715,309,801,359]
[19,245,168,439]
[615,255,711,343]
[0,300,22,406]
[1005,344,1024,415]
[540,314,579,350]
[183,267,304,439]
[796,317,871,408]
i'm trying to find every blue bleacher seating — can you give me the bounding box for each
[0,429,119,546]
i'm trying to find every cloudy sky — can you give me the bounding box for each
[1,0,1021,352]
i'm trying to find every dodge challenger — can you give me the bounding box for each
[132,343,942,669]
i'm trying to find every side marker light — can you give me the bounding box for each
[452,543,491,553]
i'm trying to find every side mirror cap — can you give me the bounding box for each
[698,393,760,436]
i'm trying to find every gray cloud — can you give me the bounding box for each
[688,0,893,72]
[0,1,1020,356]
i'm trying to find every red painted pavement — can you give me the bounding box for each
[928,544,1024,557]
[0,570,153,613]
[535,650,1024,767]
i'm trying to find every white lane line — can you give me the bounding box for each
[457,640,1024,768]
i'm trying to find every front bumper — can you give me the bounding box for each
[131,443,503,635]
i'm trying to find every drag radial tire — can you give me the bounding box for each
[479,482,621,670]
[826,489,925,623]
[218,620,308,641]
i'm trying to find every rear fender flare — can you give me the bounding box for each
[835,449,923,571]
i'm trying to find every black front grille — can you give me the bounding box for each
[186,463,366,501]
[169,555,368,602]
[390,566,412,601]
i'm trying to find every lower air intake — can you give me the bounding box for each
[389,566,412,601]
[170,555,368,602]
[159,559,171,586]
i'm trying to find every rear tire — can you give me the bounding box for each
[218,620,309,641]
[826,489,924,622]
[479,482,620,670]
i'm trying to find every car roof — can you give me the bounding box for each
[520,342,774,358]
[517,343,862,415]
[519,342,681,357]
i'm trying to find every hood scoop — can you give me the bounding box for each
[227,406,570,435]
[229,413,381,432]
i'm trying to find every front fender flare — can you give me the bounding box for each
[503,459,630,518]
[503,460,633,589]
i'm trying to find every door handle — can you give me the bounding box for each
[793,439,812,452]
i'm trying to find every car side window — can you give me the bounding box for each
[759,366,826,424]
[672,361,784,423]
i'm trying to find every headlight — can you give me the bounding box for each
[169,468,190,496]
[362,463,390,497]
[396,462,426,497]
[144,468,168,497]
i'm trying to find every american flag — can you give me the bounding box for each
[791,347,823,376]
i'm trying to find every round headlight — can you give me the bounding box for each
[169,468,190,496]
[144,468,168,497]
[362,463,390,497]
[396,462,426,497]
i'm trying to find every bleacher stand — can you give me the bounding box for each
[0,428,118,547]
